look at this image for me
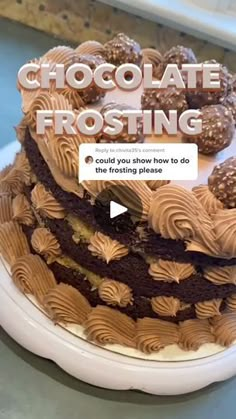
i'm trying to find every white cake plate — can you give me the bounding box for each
[1,259,236,395]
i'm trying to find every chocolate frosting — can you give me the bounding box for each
[88,232,129,263]
[11,253,56,304]
[31,227,61,263]
[136,317,179,354]
[0,194,13,223]
[0,221,30,266]
[98,279,133,307]
[44,283,91,324]
[84,305,136,348]
[31,183,65,219]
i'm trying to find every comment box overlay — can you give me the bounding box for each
[79,143,198,182]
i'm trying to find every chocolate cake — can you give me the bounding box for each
[1,39,236,355]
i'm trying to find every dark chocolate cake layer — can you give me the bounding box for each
[22,218,236,305]
[24,128,236,267]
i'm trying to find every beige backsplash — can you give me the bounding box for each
[0,0,236,71]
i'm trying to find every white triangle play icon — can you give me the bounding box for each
[110,200,128,219]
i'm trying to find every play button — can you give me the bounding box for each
[110,201,127,219]
[93,184,143,236]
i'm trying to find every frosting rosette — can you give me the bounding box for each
[75,41,105,57]
[31,227,61,263]
[31,183,65,219]
[136,318,179,354]
[88,232,129,263]
[12,194,35,226]
[44,283,91,325]
[0,221,30,266]
[84,306,136,348]
[149,259,195,283]
[213,209,236,258]
[11,254,56,305]
[98,279,133,307]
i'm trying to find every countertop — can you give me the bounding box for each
[0,17,236,419]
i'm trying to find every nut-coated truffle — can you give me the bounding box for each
[141,87,188,117]
[104,33,142,66]
[183,104,235,154]
[208,156,236,208]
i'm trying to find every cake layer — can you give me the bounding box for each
[24,128,236,267]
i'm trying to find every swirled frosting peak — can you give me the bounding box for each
[195,299,222,319]
[141,48,163,76]
[148,184,221,257]
[31,228,61,263]
[213,209,236,257]
[179,319,214,351]
[44,283,92,325]
[146,180,170,190]
[0,194,13,224]
[84,306,136,348]
[211,313,236,346]
[43,46,76,65]
[98,279,133,307]
[0,221,30,266]
[31,183,65,219]
[12,194,35,226]
[25,92,72,129]
[203,266,236,285]
[0,164,24,196]
[136,318,179,354]
[149,259,195,283]
[192,185,224,215]
[75,41,105,57]
[47,135,80,178]
[151,296,181,316]
[88,232,129,263]
[148,184,211,239]
[11,254,56,305]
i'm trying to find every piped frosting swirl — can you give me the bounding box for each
[195,299,222,319]
[31,183,65,219]
[211,313,236,346]
[31,228,61,263]
[179,319,214,351]
[98,279,133,307]
[0,221,30,266]
[75,41,105,57]
[148,184,221,257]
[88,232,129,263]
[0,194,13,223]
[146,180,170,190]
[213,209,236,258]
[192,185,224,215]
[11,254,56,305]
[136,318,179,354]
[12,194,35,226]
[151,296,181,317]
[203,265,236,285]
[44,283,91,324]
[84,306,136,348]
[149,259,195,283]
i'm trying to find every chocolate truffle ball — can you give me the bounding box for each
[97,102,144,143]
[208,156,236,208]
[141,87,188,117]
[186,60,230,109]
[183,104,235,154]
[104,33,142,66]
[71,54,107,104]
[156,45,197,79]
[222,92,236,123]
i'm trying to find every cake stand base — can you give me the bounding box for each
[1,260,236,395]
